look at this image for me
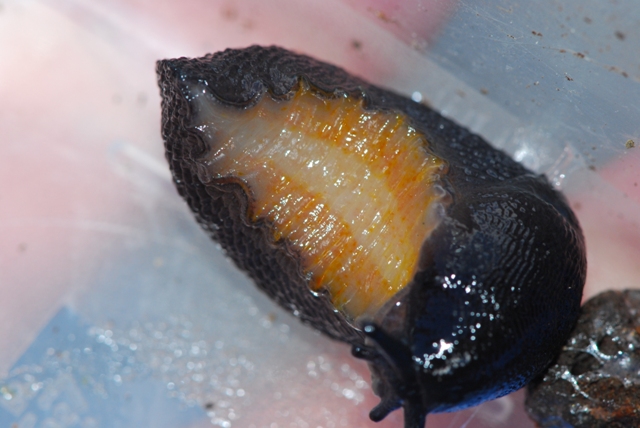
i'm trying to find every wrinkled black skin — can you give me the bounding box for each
[157,46,586,428]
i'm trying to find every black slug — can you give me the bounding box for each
[157,46,587,428]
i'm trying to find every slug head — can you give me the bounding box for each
[353,177,586,426]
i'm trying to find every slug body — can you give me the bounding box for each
[157,46,586,428]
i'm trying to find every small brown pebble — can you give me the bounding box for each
[625,139,635,149]
[526,290,640,428]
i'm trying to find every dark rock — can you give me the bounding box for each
[526,289,640,427]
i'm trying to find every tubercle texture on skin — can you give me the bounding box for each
[157,45,587,428]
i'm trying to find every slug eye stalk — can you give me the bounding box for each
[157,45,586,427]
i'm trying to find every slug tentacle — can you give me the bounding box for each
[369,398,401,423]
[358,322,427,424]
[157,45,586,427]
[362,323,414,384]
[403,406,428,428]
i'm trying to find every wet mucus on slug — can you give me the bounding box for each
[157,46,587,428]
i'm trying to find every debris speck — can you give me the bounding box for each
[615,31,626,41]
[625,139,635,149]
[531,31,543,37]
[222,6,238,21]
[370,9,398,26]
[480,88,489,95]
[608,65,629,78]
